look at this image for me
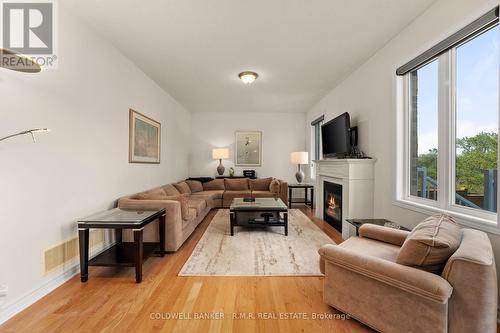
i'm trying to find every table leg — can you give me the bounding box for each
[310,188,314,208]
[288,187,292,208]
[78,228,89,283]
[230,211,235,236]
[134,228,144,283]
[305,187,308,206]
[115,229,122,244]
[284,212,288,236]
[159,214,165,257]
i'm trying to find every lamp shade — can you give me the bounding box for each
[290,152,309,165]
[212,148,229,160]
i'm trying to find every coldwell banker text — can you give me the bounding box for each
[149,312,351,321]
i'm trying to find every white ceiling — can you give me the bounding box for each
[62,0,436,113]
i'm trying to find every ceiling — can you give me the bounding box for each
[62,0,436,113]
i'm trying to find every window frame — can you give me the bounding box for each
[310,115,324,180]
[396,21,500,234]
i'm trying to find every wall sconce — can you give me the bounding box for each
[0,128,51,143]
[0,48,41,73]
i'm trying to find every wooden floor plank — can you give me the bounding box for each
[0,207,372,333]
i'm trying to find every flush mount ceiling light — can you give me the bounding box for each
[238,71,258,84]
[0,48,41,73]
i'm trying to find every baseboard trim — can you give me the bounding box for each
[0,241,115,325]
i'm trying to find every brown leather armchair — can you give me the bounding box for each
[319,224,497,333]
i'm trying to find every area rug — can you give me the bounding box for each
[178,209,334,276]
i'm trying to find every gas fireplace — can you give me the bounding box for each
[324,181,342,233]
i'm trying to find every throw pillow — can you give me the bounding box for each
[162,184,181,196]
[202,179,225,190]
[186,180,203,193]
[136,188,168,200]
[225,178,249,190]
[396,214,461,273]
[269,179,281,195]
[250,177,273,191]
[173,181,192,194]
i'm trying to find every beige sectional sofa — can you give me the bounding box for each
[117,178,288,251]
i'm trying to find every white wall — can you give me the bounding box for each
[0,6,191,322]
[306,0,500,295]
[190,112,305,183]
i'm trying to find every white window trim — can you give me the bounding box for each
[310,117,324,180]
[394,38,500,235]
[310,126,316,180]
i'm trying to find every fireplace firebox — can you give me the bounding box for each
[323,181,342,233]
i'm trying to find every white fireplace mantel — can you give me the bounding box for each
[314,158,376,239]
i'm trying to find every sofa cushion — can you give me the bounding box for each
[339,235,401,262]
[187,197,207,215]
[202,179,225,190]
[223,190,252,207]
[174,181,192,194]
[397,214,461,273]
[162,184,181,196]
[269,179,280,194]
[192,190,224,200]
[225,178,249,190]
[163,194,189,220]
[136,188,168,200]
[250,177,273,191]
[183,208,197,224]
[251,190,276,198]
[186,180,203,193]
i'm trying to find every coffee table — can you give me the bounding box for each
[229,198,288,236]
[78,208,166,283]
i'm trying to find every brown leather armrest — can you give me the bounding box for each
[319,244,452,303]
[358,224,410,246]
[117,198,183,219]
[279,181,288,204]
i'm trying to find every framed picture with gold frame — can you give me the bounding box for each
[235,131,262,166]
[129,109,161,164]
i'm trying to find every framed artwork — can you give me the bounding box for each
[129,109,161,164]
[235,131,262,166]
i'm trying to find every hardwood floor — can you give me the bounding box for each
[0,207,372,333]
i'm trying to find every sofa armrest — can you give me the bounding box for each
[279,181,288,204]
[358,224,410,246]
[118,197,182,217]
[319,244,452,303]
[117,197,184,251]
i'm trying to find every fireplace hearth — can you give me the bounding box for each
[323,181,342,233]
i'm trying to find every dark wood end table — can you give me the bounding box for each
[229,198,289,236]
[345,218,411,236]
[78,208,166,283]
[288,183,314,208]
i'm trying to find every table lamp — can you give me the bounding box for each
[212,148,229,175]
[290,151,308,183]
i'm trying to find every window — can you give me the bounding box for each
[311,115,324,179]
[454,27,499,213]
[409,60,439,201]
[397,8,499,228]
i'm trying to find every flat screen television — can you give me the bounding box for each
[321,112,351,158]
